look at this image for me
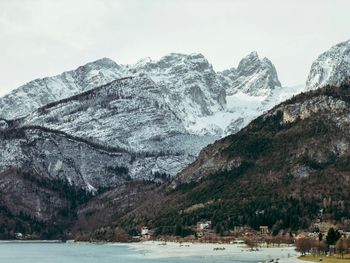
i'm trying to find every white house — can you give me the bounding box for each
[141,226,149,236]
[197,221,212,230]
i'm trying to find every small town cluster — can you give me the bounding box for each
[134,219,350,258]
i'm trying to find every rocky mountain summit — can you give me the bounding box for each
[306,39,350,90]
[129,53,226,120]
[1,52,286,136]
[218,51,281,97]
[0,58,123,119]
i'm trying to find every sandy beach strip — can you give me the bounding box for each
[118,241,302,262]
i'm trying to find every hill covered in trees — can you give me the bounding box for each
[84,81,350,240]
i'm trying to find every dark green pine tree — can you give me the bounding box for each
[326,227,341,245]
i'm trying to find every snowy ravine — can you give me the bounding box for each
[0,51,306,186]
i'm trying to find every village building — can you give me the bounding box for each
[259,226,269,235]
[140,226,153,240]
[313,222,321,231]
[15,232,23,239]
[141,226,149,236]
[196,220,212,231]
[230,239,245,244]
[142,233,151,240]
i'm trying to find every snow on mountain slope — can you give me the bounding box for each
[21,76,216,155]
[0,123,195,190]
[0,58,123,119]
[190,84,305,136]
[306,39,350,90]
[0,126,130,190]
[19,77,215,181]
[19,53,296,147]
[127,53,226,129]
[205,51,289,136]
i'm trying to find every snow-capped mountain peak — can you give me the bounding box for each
[306,39,350,90]
[0,51,293,139]
[218,51,281,97]
[0,58,124,119]
[90,57,120,67]
[128,52,226,127]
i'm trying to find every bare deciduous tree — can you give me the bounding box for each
[336,236,349,259]
[295,237,314,256]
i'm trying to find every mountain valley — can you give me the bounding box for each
[0,39,350,240]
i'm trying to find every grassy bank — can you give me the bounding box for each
[299,255,350,263]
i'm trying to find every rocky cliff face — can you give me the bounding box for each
[129,53,226,122]
[0,125,129,190]
[21,77,187,151]
[0,125,195,192]
[281,95,348,124]
[306,39,350,90]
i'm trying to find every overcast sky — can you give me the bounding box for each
[0,0,350,96]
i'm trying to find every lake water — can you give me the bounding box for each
[0,242,297,263]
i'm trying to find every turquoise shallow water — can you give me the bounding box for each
[0,242,281,263]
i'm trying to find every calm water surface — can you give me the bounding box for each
[0,242,274,263]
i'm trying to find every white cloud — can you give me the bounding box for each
[0,0,349,96]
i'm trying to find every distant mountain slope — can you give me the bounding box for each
[0,124,130,190]
[0,120,186,239]
[21,77,183,149]
[175,85,350,185]
[20,75,216,155]
[18,76,212,178]
[306,39,350,90]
